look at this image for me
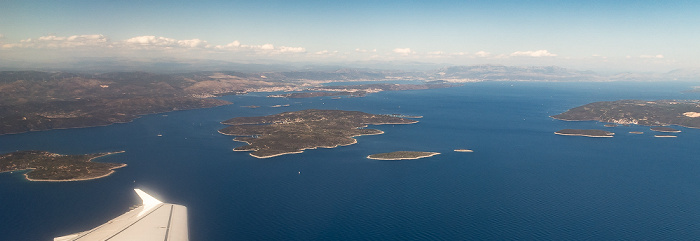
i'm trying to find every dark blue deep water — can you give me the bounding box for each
[2,82,700,240]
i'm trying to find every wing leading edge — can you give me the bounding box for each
[55,189,188,241]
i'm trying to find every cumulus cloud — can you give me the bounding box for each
[124,36,211,49]
[510,49,557,57]
[315,50,340,55]
[1,34,308,55]
[474,51,491,57]
[393,48,413,55]
[178,39,209,48]
[639,54,664,59]
[3,34,110,49]
[355,48,376,53]
[279,46,306,53]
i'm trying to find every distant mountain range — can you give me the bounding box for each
[3,58,696,82]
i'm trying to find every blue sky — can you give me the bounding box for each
[1,0,698,72]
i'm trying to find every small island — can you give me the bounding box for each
[219,109,419,158]
[454,149,474,152]
[604,124,618,127]
[654,135,677,138]
[650,127,681,133]
[629,131,644,134]
[555,129,614,137]
[367,151,440,160]
[0,150,126,181]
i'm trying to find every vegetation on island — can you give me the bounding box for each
[0,150,126,181]
[367,151,440,160]
[219,109,418,158]
[552,100,700,128]
[555,129,615,137]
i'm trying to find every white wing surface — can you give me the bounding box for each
[54,189,188,241]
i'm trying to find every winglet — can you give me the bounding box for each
[134,189,163,217]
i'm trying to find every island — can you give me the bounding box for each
[367,151,440,160]
[650,127,681,133]
[654,135,677,138]
[219,109,419,158]
[629,131,644,134]
[554,129,614,137]
[552,100,700,128]
[454,149,474,152]
[604,124,618,127]
[0,150,126,181]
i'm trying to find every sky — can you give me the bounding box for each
[1,0,698,72]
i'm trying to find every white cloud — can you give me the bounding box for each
[474,51,491,57]
[355,48,377,53]
[1,34,308,56]
[393,48,413,55]
[510,49,557,57]
[178,39,209,48]
[428,51,445,55]
[124,36,177,46]
[315,50,339,55]
[3,34,110,49]
[639,54,664,59]
[124,36,211,49]
[279,46,306,53]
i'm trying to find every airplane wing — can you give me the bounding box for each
[54,189,188,241]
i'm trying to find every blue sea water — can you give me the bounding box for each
[2,81,700,240]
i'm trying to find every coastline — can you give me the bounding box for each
[25,163,127,182]
[0,100,231,136]
[550,115,700,130]
[367,152,441,160]
[454,149,474,152]
[220,110,420,158]
[228,126,392,159]
[554,132,614,138]
[245,137,363,159]
[18,151,127,182]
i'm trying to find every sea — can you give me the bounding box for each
[2,81,700,240]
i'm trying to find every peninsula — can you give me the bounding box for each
[552,100,700,128]
[0,150,126,181]
[555,129,614,137]
[367,151,440,160]
[219,109,418,158]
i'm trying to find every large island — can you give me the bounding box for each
[0,150,126,181]
[552,100,700,128]
[219,109,418,158]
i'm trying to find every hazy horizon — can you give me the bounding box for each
[2,1,699,73]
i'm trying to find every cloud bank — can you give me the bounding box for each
[510,50,557,57]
